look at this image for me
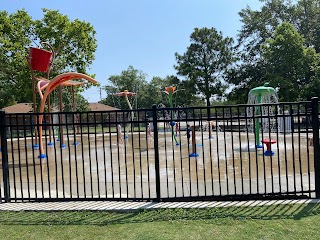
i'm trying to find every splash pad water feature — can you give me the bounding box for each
[2,82,315,199]
[4,120,314,200]
[28,43,98,159]
[247,83,279,150]
[114,90,136,139]
[162,86,180,146]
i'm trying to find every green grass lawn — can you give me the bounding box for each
[0,203,319,240]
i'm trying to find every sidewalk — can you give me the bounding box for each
[0,199,319,212]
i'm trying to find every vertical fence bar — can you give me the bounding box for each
[215,108,222,196]
[304,102,312,198]
[23,114,31,200]
[152,105,161,201]
[297,104,303,194]
[311,97,320,198]
[146,110,152,198]
[8,115,17,200]
[230,106,236,194]
[290,104,296,194]
[238,106,244,194]
[0,111,10,202]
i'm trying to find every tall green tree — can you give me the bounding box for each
[0,9,97,110]
[34,9,97,74]
[227,62,269,104]
[61,89,90,112]
[262,22,320,101]
[0,10,34,107]
[0,55,17,108]
[238,0,295,61]
[228,0,293,103]
[141,75,204,108]
[102,66,148,109]
[175,27,235,106]
[138,76,169,108]
[237,0,320,58]
[229,0,320,102]
[101,66,204,109]
[293,0,320,52]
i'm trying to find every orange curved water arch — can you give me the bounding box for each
[38,72,97,158]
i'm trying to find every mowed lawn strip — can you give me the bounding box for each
[0,203,319,240]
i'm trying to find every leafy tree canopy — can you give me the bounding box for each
[262,22,320,101]
[101,66,204,110]
[0,9,97,110]
[101,66,147,110]
[228,0,320,103]
[238,0,320,59]
[175,27,236,106]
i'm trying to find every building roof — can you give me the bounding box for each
[1,102,118,113]
[1,103,33,113]
[88,103,119,111]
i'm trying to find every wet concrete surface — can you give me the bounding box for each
[1,130,316,199]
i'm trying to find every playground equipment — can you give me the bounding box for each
[28,42,54,148]
[114,90,136,118]
[247,83,279,148]
[27,43,98,158]
[37,74,97,158]
[189,125,199,157]
[163,87,179,146]
[261,138,276,156]
[37,78,85,147]
[114,90,136,138]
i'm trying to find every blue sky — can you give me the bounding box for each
[3,0,263,102]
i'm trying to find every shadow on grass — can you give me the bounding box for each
[0,201,319,226]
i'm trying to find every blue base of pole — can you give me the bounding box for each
[189,152,199,157]
[73,142,79,146]
[61,144,66,149]
[175,142,180,146]
[38,153,47,159]
[57,139,60,142]
[256,144,263,149]
[264,150,274,156]
[125,135,129,139]
[48,142,54,146]
[33,144,39,150]
[189,143,203,147]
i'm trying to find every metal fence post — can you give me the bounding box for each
[207,107,212,139]
[311,97,320,198]
[152,105,161,201]
[0,111,10,202]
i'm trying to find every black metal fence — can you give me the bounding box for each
[1,98,320,202]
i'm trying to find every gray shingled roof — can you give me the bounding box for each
[88,103,119,111]
[1,103,33,113]
[1,102,118,113]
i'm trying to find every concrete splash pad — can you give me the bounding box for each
[1,131,315,200]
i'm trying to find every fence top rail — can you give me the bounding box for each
[2,100,317,117]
